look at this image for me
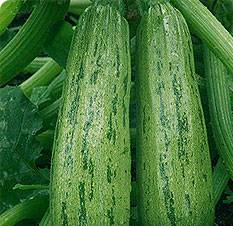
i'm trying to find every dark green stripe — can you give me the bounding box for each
[157,78,176,225]
[90,71,99,85]
[107,207,115,225]
[159,154,176,226]
[106,113,117,145]
[61,201,68,226]
[116,49,120,78]
[81,94,98,170]
[89,158,94,201]
[184,193,192,216]
[122,75,128,127]
[79,182,87,225]
[172,71,189,176]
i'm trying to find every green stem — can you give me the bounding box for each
[22,57,51,74]
[95,0,126,14]
[20,59,62,98]
[204,46,233,178]
[39,208,50,226]
[0,0,22,36]
[36,130,55,147]
[0,195,49,226]
[38,70,66,106]
[69,0,91,15]
[13,184,49,191]
[40,98,61,122]
[213,159,230,206]
[70,0,91,7]
[0,0,69,86]
[170,0,233,76]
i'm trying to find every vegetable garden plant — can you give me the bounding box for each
[0,0,233,225]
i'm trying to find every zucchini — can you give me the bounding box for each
[204,46,233,178]
[0,0,69,86]
[170,0,233,76]
[50,1,131,225]
[136,1,214,225]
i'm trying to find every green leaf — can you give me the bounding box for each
[0,87,48,214]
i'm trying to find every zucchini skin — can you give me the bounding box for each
[204,46,233,178]
[136,2,214,226]
[50,3,131,226]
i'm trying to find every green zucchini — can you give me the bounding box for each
[204,46,233,178]
[50,1,131,225]
[170,0,233,76]
[0,0,69,86]
[136,1,213,225]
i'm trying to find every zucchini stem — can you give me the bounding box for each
[39,208,50,226]
[0,195,48,226]
[20,59,62,98]
[204,46,233,178]
[0,0,22,36]
[22,57,51,74]
[213,159,230,206]
[40,98,61,122]
[13,184,49,191]
[0,0,69,86]
[69,0,91,15]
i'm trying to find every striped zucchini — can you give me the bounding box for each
[204,46,233,178]
[50,1,131,225]
[136,1,214,225]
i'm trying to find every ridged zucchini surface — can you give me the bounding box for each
[50,1,131,225]
[204,46,233,178]
[136,2,214,225]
